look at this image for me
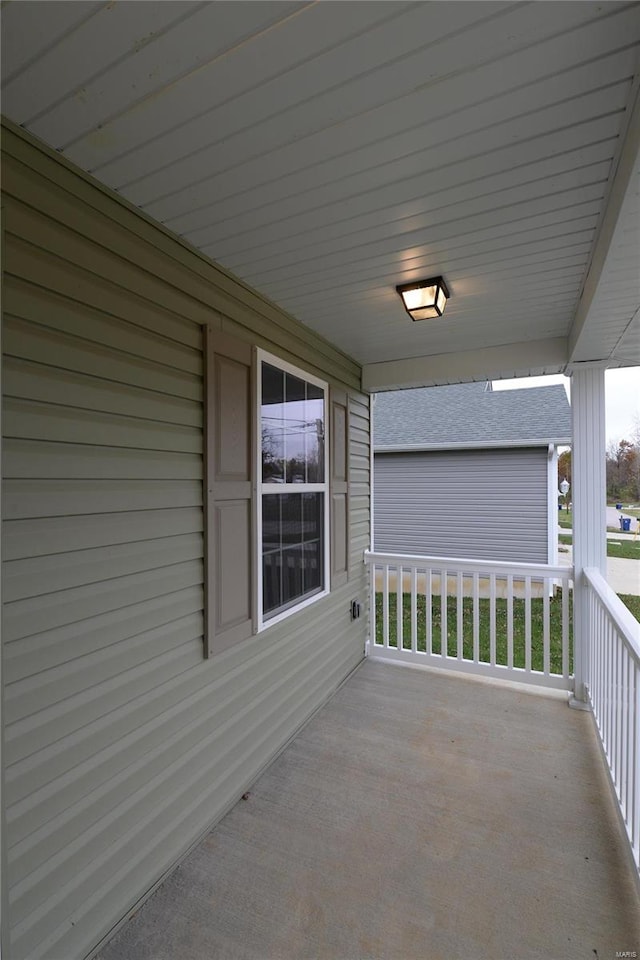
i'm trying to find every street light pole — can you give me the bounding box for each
[559,477,570,513]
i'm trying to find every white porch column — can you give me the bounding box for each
[547,444,559,568]
[570,366,607,705]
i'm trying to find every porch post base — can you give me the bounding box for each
[569,696,591,712]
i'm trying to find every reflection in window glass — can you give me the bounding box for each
[284,373,306,483]
[262,493,324,618]
[305,382,324,483]
[261,364,324,485]
[260,358,327,623]
[261,363,284,482]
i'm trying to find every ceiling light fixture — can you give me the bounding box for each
[396,276,450,321]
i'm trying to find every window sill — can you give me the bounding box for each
[258,587,329,633]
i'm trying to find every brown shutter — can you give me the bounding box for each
[204,327,254,657]
[330,388,349,588]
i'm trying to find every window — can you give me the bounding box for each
[257,352,329,627]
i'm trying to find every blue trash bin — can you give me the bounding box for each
[616,502,623,510]
[621,517,631,532]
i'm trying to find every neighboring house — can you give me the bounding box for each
[373,382,572,565]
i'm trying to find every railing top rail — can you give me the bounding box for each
[583,567,640,658]
[365,549,572,580]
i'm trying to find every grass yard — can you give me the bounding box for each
[558,511,573,529]
[558,534,639,560]
[619,594,640,621]
[607,539,640,560]
[374,591,573,675]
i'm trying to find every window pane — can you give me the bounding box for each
[262,495,281,614]
[302,492,323,593]
[282,544,304,606]
[305,382,324,482]
[262,364,284,482]
[284,373,307,482]
[262,491,324,619]
[281,492,302,544]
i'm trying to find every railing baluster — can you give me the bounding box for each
[620,648,631,819]
[410,565,417,654]
[562,580,569,680]
[383,564,389,649]
[371,564,378,647]
[606,618,613,760]
[631,662,640,867]
[473,572,480,665]
[440,565,447,660]
[507,574,513,670]
[426,567,432,656]
[543,578,550,677]
[457,571,463,661]
[489,574,496,667]
[525,576,532,674]
[615,633,622,794]
[628,658,636,840]
[397,564,403,651]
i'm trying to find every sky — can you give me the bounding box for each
[492,368,639,447]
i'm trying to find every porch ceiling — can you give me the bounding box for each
[2,1,640,388]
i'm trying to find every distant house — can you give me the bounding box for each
[373,382,572,565]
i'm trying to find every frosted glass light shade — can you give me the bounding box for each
[396,276,449,320]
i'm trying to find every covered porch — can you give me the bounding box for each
[2,4,640,957]
[97,659,640,960]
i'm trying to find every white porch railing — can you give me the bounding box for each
[365,551,573,691]
[584,567,640,874]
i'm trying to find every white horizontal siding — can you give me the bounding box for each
[374,448,548,564]
[1,134,367,960]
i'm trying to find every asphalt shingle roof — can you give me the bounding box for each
[373,382,571,448]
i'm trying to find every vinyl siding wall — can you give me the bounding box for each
[374,448,549,563]
[1,126,369,960]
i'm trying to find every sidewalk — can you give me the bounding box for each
[605,504,640,533]
[561,529,637,540]
[558,506,639,595]
[558,543,640,595]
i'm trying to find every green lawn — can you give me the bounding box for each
[558,511,572,529]
[374,592,573,675]
[619,594,640,621]
[607,539,640,560]
[559,534,639,560]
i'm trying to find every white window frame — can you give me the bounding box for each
[256,349,330,632]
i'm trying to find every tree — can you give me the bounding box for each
[606,438,639,501]
[558,449,571,487]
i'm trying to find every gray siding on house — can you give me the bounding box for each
[1,126,369,960]
[374,448,548,563]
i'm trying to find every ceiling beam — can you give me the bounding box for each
[361,337,568,393]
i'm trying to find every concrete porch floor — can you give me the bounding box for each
[98,661,640,960]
